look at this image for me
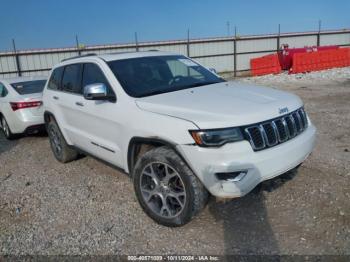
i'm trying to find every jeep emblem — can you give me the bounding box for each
[279,107,289,114]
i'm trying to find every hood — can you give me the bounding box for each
[135,81,303,129]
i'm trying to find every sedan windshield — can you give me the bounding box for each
[107,55,225,97]
[11,80,46,95]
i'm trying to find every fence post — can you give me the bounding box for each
[317,20,321,46]
[233,26,237,77]
[135,32,139,52]
[12,39,22,77]
[186,29,190,57]
[75,35,81,55]
[277,24,281,51]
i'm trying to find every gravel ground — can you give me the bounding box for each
[0,67,349,256]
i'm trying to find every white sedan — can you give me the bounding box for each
[0,76,47,139]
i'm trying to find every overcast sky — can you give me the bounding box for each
[0,0,349,51]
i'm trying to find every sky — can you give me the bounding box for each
[0,0,349,51]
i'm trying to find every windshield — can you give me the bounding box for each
[107,55,225,97]
[11,80,46,95]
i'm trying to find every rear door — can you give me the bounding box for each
[53,63,83,146]
[47,63,84,145]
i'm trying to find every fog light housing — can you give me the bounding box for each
[215,171,247,182]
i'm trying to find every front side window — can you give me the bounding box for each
[82,63,109,88]
[11,80,46,95]
[62,64,82,94]
[107,55,224,97]
[48,67,64,90]
[82,63,115,97]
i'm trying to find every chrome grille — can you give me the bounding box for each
[244,108,308,151]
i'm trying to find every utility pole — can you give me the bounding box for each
[317,20,322,46]
[12,39,22,76]
[186,29,190,57]
[233,26,237,77]
[226,21,231,36]
[277,24,281,51]
[135,32,139,52]
[75,34,81,55]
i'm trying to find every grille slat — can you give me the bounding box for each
[292,112,303,133]
[261,123,278,146]
[244,108,308,151]
[299,109,308,128]
[245,126,265,150]
[285,115,297,138]
[274,119,288,142]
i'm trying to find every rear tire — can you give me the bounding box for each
[47,119,78,163]
[133,146,208,227]
[1,116,15,140]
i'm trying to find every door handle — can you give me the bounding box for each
[75,102,84,107]
[53,96,59,100]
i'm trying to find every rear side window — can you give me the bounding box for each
[48,67,64,90]
[11,80,46,95]
[62,64,82,94]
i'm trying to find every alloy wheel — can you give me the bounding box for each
[49,125,62,156]
[140,162,186,218]
[2,118,10,137]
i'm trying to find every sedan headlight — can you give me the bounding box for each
[189,128,243,147]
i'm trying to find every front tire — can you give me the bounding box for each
[133,146,208,227]
[1,116,15,140]
[47,119,78,163]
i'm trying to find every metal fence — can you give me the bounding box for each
[1,29,350,78]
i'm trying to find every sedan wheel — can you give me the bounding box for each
[1,117,13,139]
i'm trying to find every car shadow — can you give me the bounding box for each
[0,131,17,155]
[208,168,298,255]
[0,129,49,155]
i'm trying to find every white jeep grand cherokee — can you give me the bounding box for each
[43,51,316,226]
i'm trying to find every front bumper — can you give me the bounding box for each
[177,124,316,198]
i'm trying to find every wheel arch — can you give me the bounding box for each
[127,137,189,176]
[44,110,73,145]
[44,110,55,125]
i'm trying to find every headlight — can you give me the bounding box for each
[189,128,243,147]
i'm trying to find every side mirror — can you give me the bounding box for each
[83,83,112,101]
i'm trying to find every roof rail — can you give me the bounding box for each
[61,53,97,62]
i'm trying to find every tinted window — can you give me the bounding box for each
[82,63,108,87]
[11,80,46,95]
[48,67,64,90]
[0,83,8,97]
[107,55,224,98]
[62,64,82,93]
[82,63,115,96]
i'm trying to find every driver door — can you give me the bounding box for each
[68,63,123,167]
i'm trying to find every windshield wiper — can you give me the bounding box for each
[140,89,172,97]
[140,81,223,97]
[185,81,222,89]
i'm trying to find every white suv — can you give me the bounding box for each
[43,52,316,226]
